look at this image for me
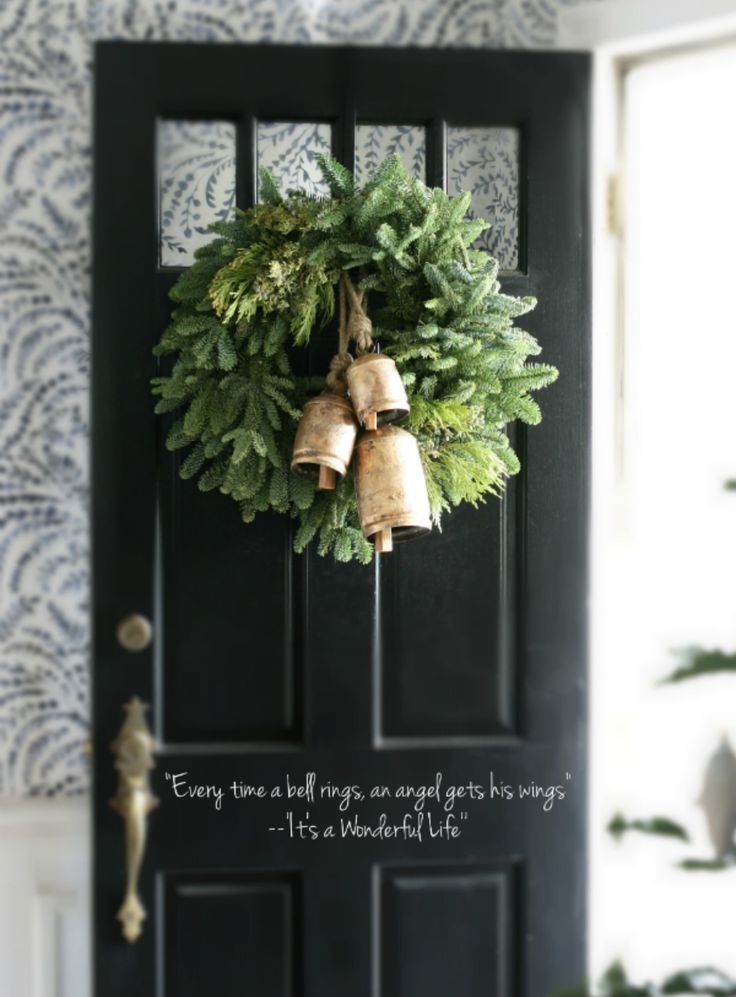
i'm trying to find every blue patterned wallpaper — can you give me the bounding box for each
[354,124,426,187]
[161,118,521,269]
[158,119,237,266]
[0,0,594,797]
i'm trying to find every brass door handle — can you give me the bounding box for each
[110,697,158,943]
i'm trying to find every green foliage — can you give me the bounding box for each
[679,856,736,872]
[608,813,690,843]
[152,154,558,561]
[207,202,336,345]
[660,968,736,994]
[557,962,736,996]
[556,961,650,997]
[607,814,736,872]
[659,648,736,685]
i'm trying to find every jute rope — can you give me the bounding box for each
[325,272,374,394]
[342,272,374,356]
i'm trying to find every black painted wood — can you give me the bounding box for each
[92,42,590,997]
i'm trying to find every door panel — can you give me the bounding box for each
[164,872,301,997]
[159,463,304,744]
[93,42,590,997]
[380,863,517,997]
[380,477,519,741]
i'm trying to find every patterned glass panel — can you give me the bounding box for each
[447,126,520,271]
[158,120,236,267]
[257,121,332,197]
[354,124,426,183]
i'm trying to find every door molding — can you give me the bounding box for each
[0,799,90,997]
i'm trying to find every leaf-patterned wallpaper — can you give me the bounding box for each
[447,126,520,270]
[354,124,426,187]
[0,0,596,797]
[158,120,238,266]
[161,117,521,269]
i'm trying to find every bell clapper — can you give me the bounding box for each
[318,465,337,490]
[365,411,378,431]
[374,527,393,554]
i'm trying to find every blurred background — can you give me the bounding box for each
[591,27,736,979]
[591,26,736,987]
[1,1,736,995]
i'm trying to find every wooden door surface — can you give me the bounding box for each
[92,42,590,997]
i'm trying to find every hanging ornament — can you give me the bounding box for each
[290,275,360,490]
[353,425,431,553]
[340,273,409,430]
[290,392,358,489]
[346,353,409,430]
[698,734,736,859]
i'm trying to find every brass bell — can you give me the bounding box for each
[346,353,409,430]
[291,392,358,489]
[353,425,431,553]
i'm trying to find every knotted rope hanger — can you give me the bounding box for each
[326,272,374,395]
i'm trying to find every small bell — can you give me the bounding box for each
[291,392,358,490]
[353,425,431,553]
[346,353,409,430]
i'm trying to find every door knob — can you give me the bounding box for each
[116,614,153,652]
[110,697,158,943]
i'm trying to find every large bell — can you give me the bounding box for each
[353,425,431,553]
[346,353,409,430]
[291,392,358,490]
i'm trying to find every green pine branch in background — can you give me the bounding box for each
[607,815,736,873]
[607,814,690,843]
[558,962,736,996]
[678,856,736,872]
[659,648,736,685]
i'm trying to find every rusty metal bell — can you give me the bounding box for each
[353,425,431,553]
[291,392,358,490]
[346,353,409,430]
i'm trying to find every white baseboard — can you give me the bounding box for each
[0,799,90,997]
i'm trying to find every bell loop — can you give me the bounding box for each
[346,306,373,357]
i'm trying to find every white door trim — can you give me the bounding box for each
[0,799,90,997]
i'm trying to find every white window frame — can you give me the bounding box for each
[559,0,736,481]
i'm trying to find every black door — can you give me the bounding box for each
[92,42,590,997]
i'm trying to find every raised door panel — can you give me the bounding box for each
[163,873,300,997]
[379,863,518,997]
[158,472,305,745]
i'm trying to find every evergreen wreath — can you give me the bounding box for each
[152,154,558,564]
